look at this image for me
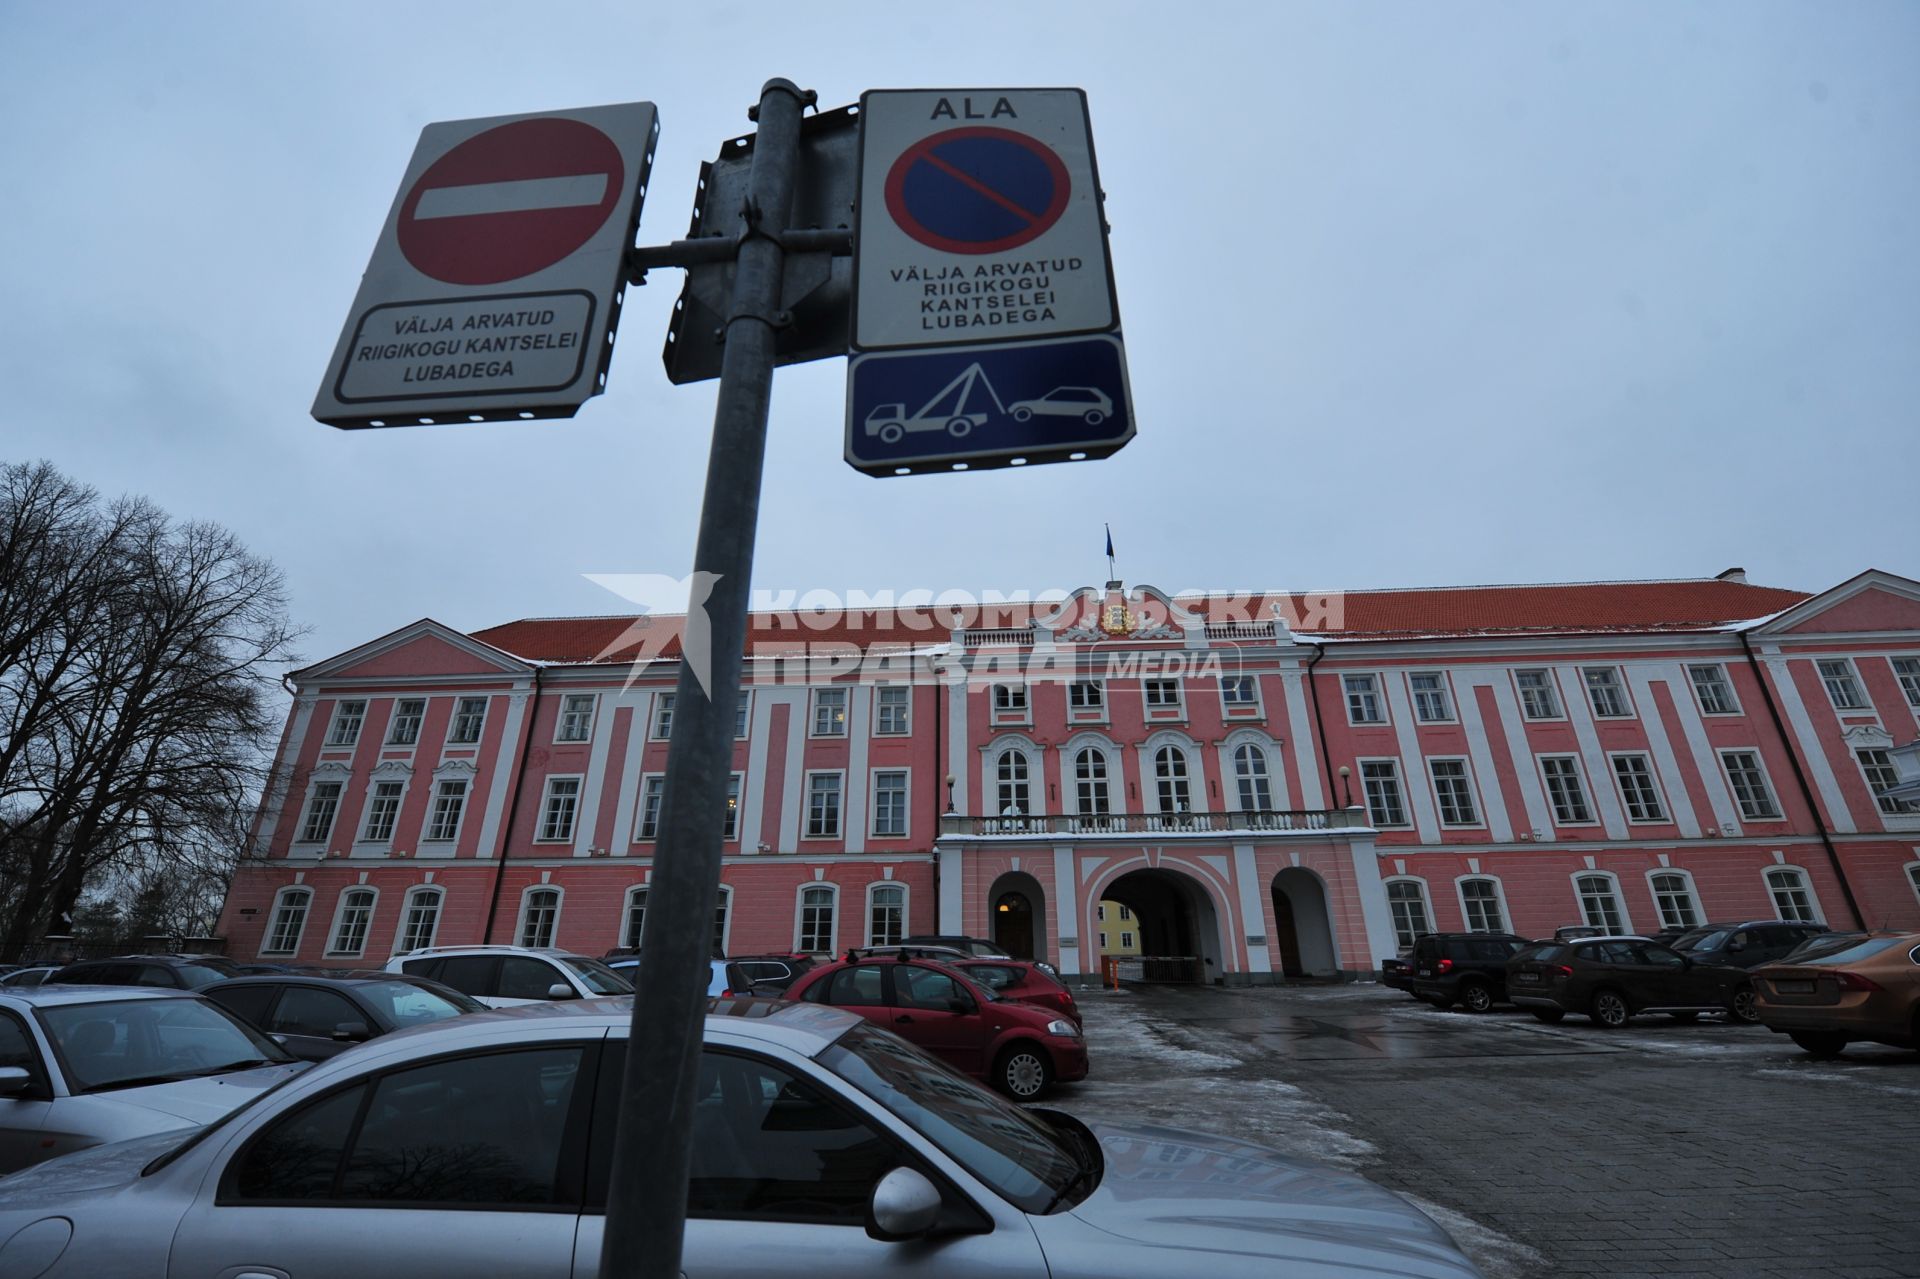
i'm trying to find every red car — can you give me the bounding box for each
[950,957,1082,1027]
[787,951,1088,1099]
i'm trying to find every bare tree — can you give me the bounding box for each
[0,460,301,959]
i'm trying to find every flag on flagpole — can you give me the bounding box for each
[1104,525,1114,560]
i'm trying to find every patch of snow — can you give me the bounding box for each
[1403,1193,1546,1279]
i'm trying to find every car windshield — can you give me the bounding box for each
[38,997,290,1093]
[357,980,480,1025]
[1672,929,1730,953]
[1790,937,1907,967]
[819,1023,1079,1214]
[560,956,633,995]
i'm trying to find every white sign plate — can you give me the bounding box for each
[854,88,1116,351]
[314,102,658,429]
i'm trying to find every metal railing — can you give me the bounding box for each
[958,627,1036,647]
[1203,621,1277,640]
[938,809,1359,837]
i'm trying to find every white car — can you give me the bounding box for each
[1008,386,1113,424]
[383,945,631,1008]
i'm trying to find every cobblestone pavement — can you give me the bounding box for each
[1044,982,1920,1279]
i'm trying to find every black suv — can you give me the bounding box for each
[49,953,242,990]
[1670,921,1830,1021]
[1507,936,1752,1027]
[1406,933,1529,1011]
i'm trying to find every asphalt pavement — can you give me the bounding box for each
[1045,981,1920,1279]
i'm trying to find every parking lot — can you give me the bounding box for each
[1048,982,1920,1279]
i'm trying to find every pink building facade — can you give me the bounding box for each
[216,569,1920,981]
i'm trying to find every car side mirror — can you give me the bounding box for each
[866,1166,943,1242]
[546,983,577,1001]
[332,1021,372,1042]
[0,1066,32,1097]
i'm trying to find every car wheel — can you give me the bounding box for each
[1460,980,1494,1013]
[1788,1030,1848,1058]
[947,417,973,438]
[1729,985,1760,1024]
[1084,409,1106,425]
[879,423,904,444]
[1589,989,1631,1028]
[1529,1008,1566,1024]
[1012,407,1033,422]
[1670,1011,1701,1023]
[996,1045,1052,1100]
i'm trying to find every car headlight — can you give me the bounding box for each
[1046,1018,1081,1038]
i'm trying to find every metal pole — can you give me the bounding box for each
[598,77,810,1279]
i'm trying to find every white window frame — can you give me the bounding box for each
[393,886,444,954]
[1141,678,1185,720]
[870,768,911,839]
[1762,866,1823,924]
[297,780,344,845]
[423,777,470,843]
[1098,931,1109,950]
[804,770,845,839]
[633,774,665,842]
[994,748,1033,818]
[517,885,563,949]
[732,690,752,740]
[1232,742,1275,813]
[359,779,408,845]
[536,775,585,843]
[991,683,1031,725]
[1582,667,1633,719]
[1342,673,1386,725]
[260,886,313,957]
[1219,674,1262,718]
[1905,860,1920,910]
[1645,869,1702,932]
[325,886,380,958]
[1427,757,1482,828]
[795,883,839,954]
[1359,757,1410,828]
[1571,871,1630,934]
[1538,755,1597,826]
[1815,658,1870,712]
[1686,664,1741,716]
[866,882,908,947]
[1854,747,1915,816]
[1408,671,1455,724]
[1119,931,1135,949]
[1384,877,1435,949]
[448,696,488,745]
[1513,669,1564,721]
[1719,749,1783,821]
[1455,876,1510,934]
[326,699,367,747]
[1608,751,1669,824]
[650,691,676,740]
[1892,657,1920,710]
[710,886,733,956]
[554,693,597,744]
[386,698,427,746]
[873,685,912,736]
[1152,744,1193,815]
[1070,743,1116,820]
[1067,679,1107,723]
[722,772,743,841]
[810,687,849,737]
[621,884,648,951]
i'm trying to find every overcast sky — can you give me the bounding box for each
[2,2,1914,669]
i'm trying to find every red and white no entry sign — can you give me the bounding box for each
[397,117,627,286]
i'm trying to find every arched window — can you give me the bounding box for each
[868,883,906,946]
[1154,746,1191,814]
[1385,880,1433,949]
[1459,877,1506,933]
[1574,874,1626,933]
[1764,867,1819,923]
[262,887,312,956]
[519,887,561,949]
[327,888,377,957]
[1648,872,1700,930]
[1233,743,1272,812]
[797,885,837,953]
[1074,748,1111,817]
[996,749,1030,815]
[395,887,443,954]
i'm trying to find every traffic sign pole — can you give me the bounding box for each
[596,77,811,1279]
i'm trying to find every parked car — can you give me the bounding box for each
[0,1000,1482,1279]
[203,972,484,1061]
[0,986,305,1174]
[1506,936,1751,1027]
[902,934,1060,976]
[1548,925,1606,943]
[950,957,1082,1026]
[1405,933,1529,1012]
[602,953,783,998]
[0,966,57,988]
[787,952,1087,1098]
[1667,920,1831,1021]
[48,953,243,990]
[1753,932,1920,1057]
[385,944,632,1007]
[1380,954,1417,994]
[727,952,817,992]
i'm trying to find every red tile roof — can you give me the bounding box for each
[468,578,1810,664]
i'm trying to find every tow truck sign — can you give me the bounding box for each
[313,102,658,429]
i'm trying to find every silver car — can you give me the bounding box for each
[0,986,306,1174]
[0,999,1481,1278]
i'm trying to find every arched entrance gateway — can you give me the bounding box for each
[1101,868,1227,984]
[1270,867,1340,978]
[986,871,1046,960]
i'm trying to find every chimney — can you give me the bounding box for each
[1715,567,1747,583]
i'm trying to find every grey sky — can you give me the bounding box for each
[2,2,1914,670]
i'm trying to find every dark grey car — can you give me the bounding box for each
[203,973,483,1061]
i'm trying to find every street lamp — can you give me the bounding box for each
[1337,764,1353,808]
[945,773,957,812]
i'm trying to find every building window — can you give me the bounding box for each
[635,776,665,841]
[556,694,595,742]
[1098,931,1109,950]
[328,889,377,956]
[1118,905,1131,920]
[1575,875,1625,933]
[1233,744,1273,812]
[722,774,741,841]
[1460,878,1506,933]
[798,886,837,953]
[874,685,910,735]
[520,888,560,948]
[1343,674,1384,724]
[812,688,848,737]
[327,700,367,747]
[1361,760,1408,826]
[1583,668,1630,718]
[732,690,750,739]
[872,770,909,838]
[712,888,730,954]
[1907,863,1920,908]
[1068,680,1105,717]
[1721,751,1781,820]
[1687,664,1739,715]
[1142,679,1182,714]
[1386,880,1433,949]
[622,887,647,950]
[1816,659,1868,711]
[995,750,1031,816]
[651,692,675,740]
[1096,903,1106,922]
[868,884,905,946]
[539,777,581,842]
[1765,868,1818,923]
[1074,748,1111,816]
[263,889,311,955]
[385,699,426,746]
[1894,657,1920,709]
[1410,672,1452,722]
[1515,669,1561,719]
[806,773,842,838]
[1429,759,1479,826]
[397,888,442,953]
[992,684,1028,720]
[425,779,468,841]
[1153,746,1191,814]
[1611,754,1667,823]
[1221,675,1258,712]
[1540,757,1593,824]
[1856,749,1914,815]
[361,781,404,843]
[1649,872,1699,931]
[1120,931,1134,949]
[448,696,487,744]
[299,782,342,844]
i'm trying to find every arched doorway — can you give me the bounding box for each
[1270,867,1339,977]
[1101,867,1226,984]
[986,871,1046,960]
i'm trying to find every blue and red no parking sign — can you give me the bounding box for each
[883,127,1071,255]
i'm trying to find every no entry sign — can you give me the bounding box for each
[313,102,657,429]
